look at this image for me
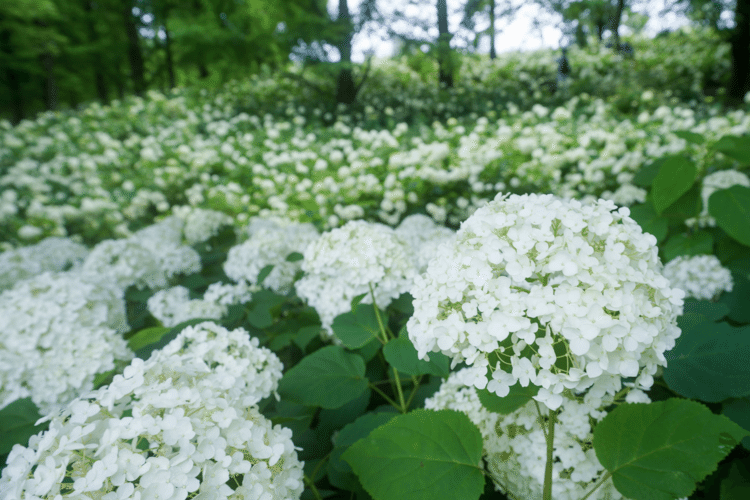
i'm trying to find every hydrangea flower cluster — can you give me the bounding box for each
[0,272,131,414]
[395,214,455,272]
[662,254,733,300]
[0,236,89,290]
[408,193,684,409]
[224,217,319,293]
[425,369,634,500]
[147,282,255,327]
[687,169,750,227]
[296,220,417,334]
[172,205,234,245]
[0,322,303,500]
[81,219,202,291]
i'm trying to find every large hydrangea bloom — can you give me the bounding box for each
[662,254,733,300]
[0,322,303,500]
[408,193,684,409]
[296,220,417,334]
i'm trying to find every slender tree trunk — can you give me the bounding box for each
[611,0,625,50]
[123,1,145,95]
[1,27,24,123]
[489,0,496,60]
[728,0,750,102]
[336,0,356,104]
[41,52,58,110]
[596,20,605,42]
[437,0,453,88]
[163,12,176,89]
[83,0,108,102]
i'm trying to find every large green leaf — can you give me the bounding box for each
[711,135,750,165]
[593,399,749,500]
[651,156,697,214]
[328,411,398,490]
[673,130,705,145]
[127,326,171,352]
[383,337,450,377]
[664,319,750,402]
[722,397,750,450]
[332,306,381,349]
[681,299,729,322]
[246,289,286,329]
[277,346,368,409]
[0,398,47,455]
[709,185,750,247]
[342,410,484,500]
[629,203,668,243]
[721,462,750,500]
[476,383,539,415]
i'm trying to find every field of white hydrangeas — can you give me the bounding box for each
[1,31,750,500]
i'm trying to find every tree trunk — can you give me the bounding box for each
[596,21,605,42]
[728,0,750,102]
[123,1,145,95]
[437,0,453,88]
[41,52,58,110]
[611,0,625,50]
[1,27,24,123]
[83,0,108,102]
[489,0,496,60]
[163,12,176,89]
[336,0,357,104]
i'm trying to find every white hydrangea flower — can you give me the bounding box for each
[0,322,301,500]
[0,237,89,290]
[0,272,131,414]
[425,369,622,500]
[224,217,319,293]
[663,254,733,300]
[395,214,456,273]
[173,205,233,245]
[147,286,226,327]
[688,170,750,227]
[600,184,647,207]
[408,193,684,410]
[296,220,417,334]
[203,280,256,306]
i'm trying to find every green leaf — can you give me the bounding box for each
[286,251,304,262]
[662,231,713,261]
[682,299,729,322]
[383,337,450,377]
[673,130,705,145]
[257,264,274,285]
[722,398,750,450]
[721,462,750,500]
[328,412,397,490]
[246,289,285,329]
[660,184,702,221]
[342,410,484,500]
[278,346,368,409]
[633,159,661,188]
[332,307,380,349]
[127,326,171,352]
[476,383,539,415]
[294,325,322,351]
[651,156,697,214]
[709,185,750,247]
[0,398,47,455]
[664,321,750,402]
[629,202,668,243]
[593,399,749,500]
[390,293,415,315]
[712,135,750,164]
[350,293,368,313]
[134,318,209,360]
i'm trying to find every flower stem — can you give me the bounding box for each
[369,383,401,409]
[581,471,612,500]
[542,409,557,500]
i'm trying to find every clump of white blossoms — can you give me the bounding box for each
[224,217,319,293]
[687,169,750,227]
[425,369,659,500]
[296,220,417,334]
[147,282,255,327]
[0,236,89,290]
[408,193,684,410]
[0,322,304,500]
[173,205,234,245]
[395,214,455,273]
[0,272,131,414]
[81,220,201,291]
[663,254,733,300]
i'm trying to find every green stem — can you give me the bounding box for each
[304,475,323,500]
[369,383,401,409]
[405,375,423,409]
[392,368,407,412]
[534,401,548,441]
[369,283,407,412]
[370,283,390,343]
[580,472,612,500]
[542,409,557,500]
